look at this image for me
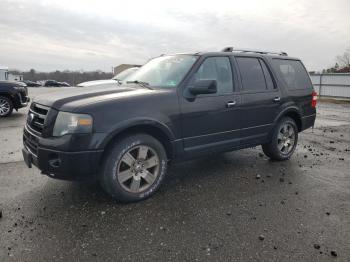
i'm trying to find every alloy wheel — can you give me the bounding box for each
[117,145,160,193]
[277,123,296,154]
[0,98,11,116]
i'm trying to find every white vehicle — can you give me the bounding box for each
[0,66,9,81]
[0,67,23,81]
[77,67,139,87]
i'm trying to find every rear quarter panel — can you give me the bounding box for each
[268,57,316,118]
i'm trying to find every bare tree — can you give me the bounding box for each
[336,47,350,68]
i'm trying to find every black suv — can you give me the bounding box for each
[22,48,316,202]
[0,81,30,117]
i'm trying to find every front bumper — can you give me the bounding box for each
[22,146,103,180]
[23,126,103,181]
[21,96,30,107]
[14,92,30,108]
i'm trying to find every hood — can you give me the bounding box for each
[77,79,117,87]
[33,84,152,111]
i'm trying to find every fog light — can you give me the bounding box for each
[48,154,61,168]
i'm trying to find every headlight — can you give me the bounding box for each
[13,86,25,90]
[53,112,93,137]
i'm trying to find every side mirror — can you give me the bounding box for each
[189,80,217,95]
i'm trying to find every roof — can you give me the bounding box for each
[201,51,298,60]
[0,66,9,70]
[162,47,299,60]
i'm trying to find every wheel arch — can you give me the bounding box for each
[274,107,302,132]
[100,120,175,164]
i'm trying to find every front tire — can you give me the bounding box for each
[262,117,298,161]
[0,96,13,117]
[100,134,168,202]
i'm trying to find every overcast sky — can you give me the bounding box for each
[1,0,349,72]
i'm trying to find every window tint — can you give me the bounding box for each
[236,57,267,91]
[259,60,275,89]
[195,57,233,94]
[273,59,312,89]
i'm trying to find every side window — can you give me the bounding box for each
[273,59,312,89]
[259,60,275,89]
[236,57,267,91]
[195,57,233,95]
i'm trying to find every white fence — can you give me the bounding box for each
[310,73,350,98]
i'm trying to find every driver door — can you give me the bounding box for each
[180,56,241,158]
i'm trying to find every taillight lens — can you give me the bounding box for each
[311,91,317,108]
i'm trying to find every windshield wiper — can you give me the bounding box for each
[126,80,153,89]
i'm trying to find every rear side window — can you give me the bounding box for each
[273,59,312,90]
[236,57,268,91]
[260,60,275,89]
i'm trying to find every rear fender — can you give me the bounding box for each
[267,106,302,141]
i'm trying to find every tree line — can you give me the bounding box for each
[9,69,114,86]
[320,47,350,73]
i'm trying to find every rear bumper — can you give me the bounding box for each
[301,113,316,131]
[22,145,103,180]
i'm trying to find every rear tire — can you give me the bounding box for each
[0,96,13,117]
[100,133,167,202]
[262,117,298,161]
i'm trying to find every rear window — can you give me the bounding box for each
[273,59,312,90]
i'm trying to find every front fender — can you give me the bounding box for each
[99,117,175,149]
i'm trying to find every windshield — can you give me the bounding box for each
[112,67,139,81]
[125,55,198,88]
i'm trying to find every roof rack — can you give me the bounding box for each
[221,47,288,56]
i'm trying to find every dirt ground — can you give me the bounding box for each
[0,88,349,261]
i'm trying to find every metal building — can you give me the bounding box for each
[310,73,350,98]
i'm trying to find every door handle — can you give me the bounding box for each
[226,101,236,108]
[273,97,281,102]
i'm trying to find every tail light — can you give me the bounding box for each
[311,91,317,108]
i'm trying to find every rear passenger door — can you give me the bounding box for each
[233,56,281,146]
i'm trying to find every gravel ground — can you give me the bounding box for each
[0,88,349,261]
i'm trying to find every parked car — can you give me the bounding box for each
[43,80,65,87]
[22,48,316,202]
[58,82,70,87]
[22,80,42,87]
[77,67,139,87]
[0,81,30,117]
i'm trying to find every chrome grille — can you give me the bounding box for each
[23,128,38,156]
[27,103,50,135]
